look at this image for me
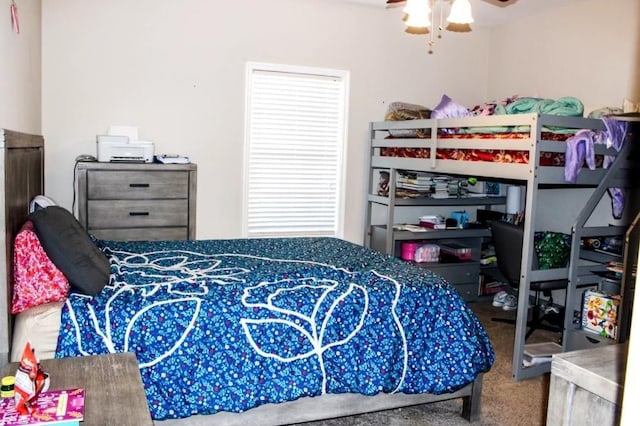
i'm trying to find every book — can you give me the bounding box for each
[0,388,84,426]
[522,342,562,367]
[582,289,620,339]
[393,224,430,232]
[419,221,446,229]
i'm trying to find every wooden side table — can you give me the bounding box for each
[547,343,627,425]
[2,352,153,425]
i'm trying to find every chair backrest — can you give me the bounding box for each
[490,220,524,288]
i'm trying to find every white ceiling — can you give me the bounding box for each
[338,0,586,28]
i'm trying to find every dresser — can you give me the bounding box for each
[547,344,626,425]
[75,162,197,241]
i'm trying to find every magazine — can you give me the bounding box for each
[0,388,84,426]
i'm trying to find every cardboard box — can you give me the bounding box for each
[581,289,620,339]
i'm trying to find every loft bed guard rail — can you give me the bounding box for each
[370,113,608,183]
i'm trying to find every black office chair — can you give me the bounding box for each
[489,220,567,340]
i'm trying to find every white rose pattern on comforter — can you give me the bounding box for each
[55,237,494,420]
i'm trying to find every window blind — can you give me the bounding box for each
[245,64,347,238]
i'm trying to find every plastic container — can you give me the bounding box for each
[599,277,621,294]
[414,244,440,263]
[401,242,420,261]
[1,375,14,398]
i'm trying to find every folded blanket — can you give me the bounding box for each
[540,97,584,117]
[505,97,554,115]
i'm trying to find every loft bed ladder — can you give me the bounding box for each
[511,121,638,381]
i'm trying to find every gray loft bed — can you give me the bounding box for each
[1,130,485,425]
[367,113,638,381]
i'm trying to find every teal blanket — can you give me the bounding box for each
[462,96,584,134]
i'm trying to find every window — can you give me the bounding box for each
[244,63,349,238]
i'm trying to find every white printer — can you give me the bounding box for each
[96,135,154,163]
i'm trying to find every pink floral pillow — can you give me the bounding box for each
[12,221,70,314]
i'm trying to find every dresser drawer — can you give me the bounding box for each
[452,283,478,302]
[88,199,188,228]
[90,227,189,241]
[87,171,189,199]
[428,262,479,285]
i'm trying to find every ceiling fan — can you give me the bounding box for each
[386,0,515,53]
[386,0,513,4]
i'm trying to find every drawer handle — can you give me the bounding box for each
[129,183,150,188]
[129,212,150,216]
[585,336,599,344]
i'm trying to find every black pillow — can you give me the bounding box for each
[29,206,110,296]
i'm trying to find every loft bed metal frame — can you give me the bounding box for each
[366,113,637,381]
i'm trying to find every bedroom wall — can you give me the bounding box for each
[487,0,640,231]
[0,0,41,133]
[40,0,491,243]
[0,0,41,368]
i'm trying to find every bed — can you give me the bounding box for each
[366,105,639,381]
[6,198,494,424]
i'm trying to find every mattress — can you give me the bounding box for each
[11,301,63,362]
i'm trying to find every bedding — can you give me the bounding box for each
[12,221,69,314]
[379,131,584,167]
[53,237,494,421]
[11,302,63,362]
[29,205,110,296]
[378,94,599,167]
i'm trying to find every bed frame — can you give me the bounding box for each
[0,129,483,423]
[367,113,639,381]
[0,128,45,369]
[157,379,482,425]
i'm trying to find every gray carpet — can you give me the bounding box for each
[293,400,468,426]
[292,300,559,426]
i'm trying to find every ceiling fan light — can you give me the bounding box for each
[405,25,430,35]
[446,22,472,32]
[447,0,474,24]
[403,0,431,28]
[405,13,431,28]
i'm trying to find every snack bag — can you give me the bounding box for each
[13,341,50,415]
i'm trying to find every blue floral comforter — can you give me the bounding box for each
[55,237,494,420]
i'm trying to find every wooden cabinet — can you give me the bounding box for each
[75,162,197,241]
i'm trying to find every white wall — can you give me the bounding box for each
[0,0,41,133]
[40,0,640,242]
[487,0,640,231]
[487,0,640,113]
[41,0,490,243]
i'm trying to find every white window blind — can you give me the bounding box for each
[245,63,347,238]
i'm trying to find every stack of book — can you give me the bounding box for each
[394,171,470,199]
[431,176,450,198]
[419,215,446,229]
[396,171,433,198]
